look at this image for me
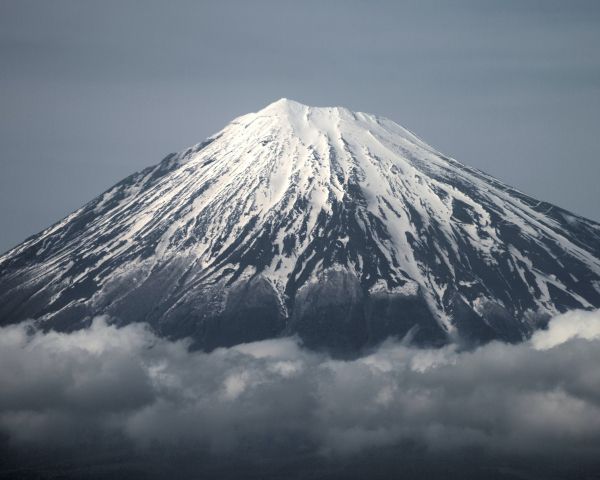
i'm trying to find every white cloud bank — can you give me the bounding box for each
[0,309,599,462]
[530,308,600,349]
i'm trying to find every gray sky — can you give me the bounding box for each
[1,0,599,253]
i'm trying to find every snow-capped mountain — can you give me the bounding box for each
[1,99,599,354]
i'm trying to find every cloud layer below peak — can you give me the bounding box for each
[1,309,599,477]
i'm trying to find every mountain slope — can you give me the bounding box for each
[1,99,600,354]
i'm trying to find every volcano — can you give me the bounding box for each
[1,99,599,355]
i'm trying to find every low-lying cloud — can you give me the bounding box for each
[1,309,600,476]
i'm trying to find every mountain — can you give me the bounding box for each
[1,98,600,355]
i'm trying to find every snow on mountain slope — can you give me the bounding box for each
[1,98,600,354]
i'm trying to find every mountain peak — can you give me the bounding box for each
[259,97,307,114]
[265,97,305,107]
[247,98,427,155]
[258,97,353,119]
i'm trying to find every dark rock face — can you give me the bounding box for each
[196,276,286,351]
[291,269,368,355]
[288,269,447,356]
[1,99,599,355]
[365,289,447,348]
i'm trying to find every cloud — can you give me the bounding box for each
[0,310,599,476]
[531,308,600,350]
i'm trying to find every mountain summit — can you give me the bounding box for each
[1,99,600,354]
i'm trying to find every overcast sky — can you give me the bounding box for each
[1,0,599,253]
